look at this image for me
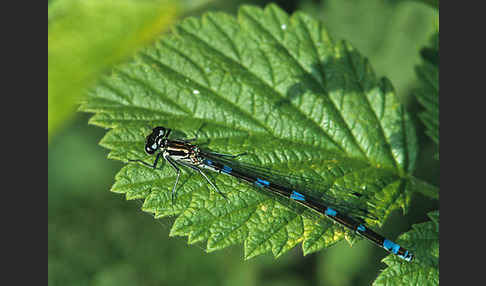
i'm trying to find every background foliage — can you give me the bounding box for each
[48,0,439,285]
[48,0,178,141]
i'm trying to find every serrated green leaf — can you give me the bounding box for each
[374,211,439,286]
[415,32,439,155]
[81,4,437,259]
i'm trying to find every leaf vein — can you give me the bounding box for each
[344,49,398,170]
[139,52,273,134]
[177,23,347,153]
[241,10,369,159]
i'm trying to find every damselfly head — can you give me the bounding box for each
[144,126,169,155]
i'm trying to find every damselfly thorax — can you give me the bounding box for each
[163,140,202,165]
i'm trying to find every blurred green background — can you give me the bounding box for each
[48,0,438,285]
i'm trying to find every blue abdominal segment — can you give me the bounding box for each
[290,191,306,201]
[325,207,337,217]
[255,178,270,187]
[357,224,366,232]
[222,165,232,174]
[383,239,400,254]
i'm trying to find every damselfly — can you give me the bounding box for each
[130,126,414,262]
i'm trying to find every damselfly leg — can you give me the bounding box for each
[176,160,228,200]
[198,168,227,200]
[128,152,164,169]
[165,155,181,203]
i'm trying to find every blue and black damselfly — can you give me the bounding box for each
[129,126,414,262]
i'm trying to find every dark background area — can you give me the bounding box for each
[48,1,438,285]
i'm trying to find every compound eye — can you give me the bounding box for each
[145,144,157,155]
[153,127,167,137]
